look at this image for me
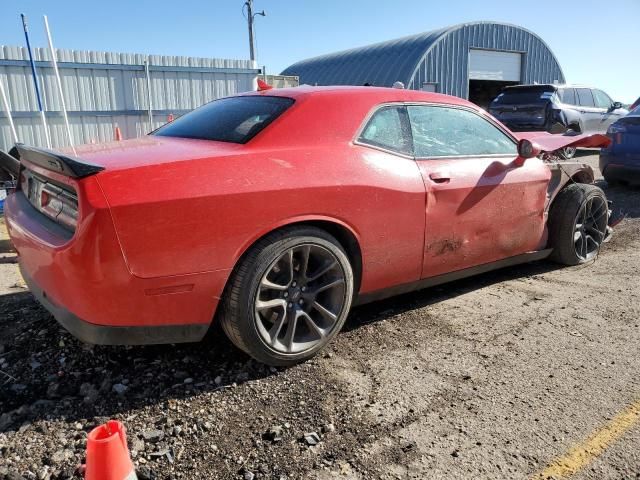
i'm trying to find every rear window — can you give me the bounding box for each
[492,87,555,105]
[154,96,294,144]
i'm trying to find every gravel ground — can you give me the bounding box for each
[1,153,639,479]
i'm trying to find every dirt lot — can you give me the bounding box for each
[1,153,639,480]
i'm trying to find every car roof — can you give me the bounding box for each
[240,84,478,109]
[503,83,595,91]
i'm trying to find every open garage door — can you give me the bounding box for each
[468,49,522,109]
[469,49,522,81]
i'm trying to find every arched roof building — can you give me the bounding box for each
[282,21,565,106]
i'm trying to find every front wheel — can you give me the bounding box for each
[219,226,354,366]
[548,184,609,265]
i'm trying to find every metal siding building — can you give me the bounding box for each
[263,74,299,89]
[0,46,259,151]
[281,22,565,106]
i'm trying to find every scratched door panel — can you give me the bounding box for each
[417,155,550,278]
[406,104,550,279]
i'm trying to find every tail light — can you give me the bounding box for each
[21,169,79,232]
[607,124,626,134]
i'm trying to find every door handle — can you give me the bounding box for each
[429,172,450,183]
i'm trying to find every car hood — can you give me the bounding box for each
[513,132,611,152]
[63,136,245,171]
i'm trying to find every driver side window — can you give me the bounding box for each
[407,105,517,157]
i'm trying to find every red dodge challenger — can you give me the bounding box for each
[1,86,612,365]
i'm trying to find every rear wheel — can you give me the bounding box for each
[219,226,354,366]
[548,184,609,265]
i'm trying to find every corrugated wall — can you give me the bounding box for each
[0,46,259,151]
[263,74,299,89]
[409,23,565,97]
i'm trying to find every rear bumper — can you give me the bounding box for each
[5,188,231,345]
[21,265,208,345]
[492,115,550,133]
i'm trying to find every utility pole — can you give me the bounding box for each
[246,0,256,62]
[244,0,265,62]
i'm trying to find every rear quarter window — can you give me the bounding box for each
[154,96,294,144]
[558,88,577,105]
[358,106,412,155]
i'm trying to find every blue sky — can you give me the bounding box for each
[3,0,638,102]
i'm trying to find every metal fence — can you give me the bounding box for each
[0,46,260,151]
[263,74,299,89]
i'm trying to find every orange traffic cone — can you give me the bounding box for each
[114,125,122,141]
[85,420,137,480]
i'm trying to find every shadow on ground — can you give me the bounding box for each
[345,259,561,332]
[0,257,562,433]
[597,180,640,220]
[0,238,15,254]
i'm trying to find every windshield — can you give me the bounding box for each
[153,96,294,144]
[492,87,556,105]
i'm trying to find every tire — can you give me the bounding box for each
[219,226,354,366]
[548,183,609,265]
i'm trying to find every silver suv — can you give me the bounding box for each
[489,84,628,158]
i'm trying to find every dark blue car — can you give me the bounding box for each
[600,105,640,185]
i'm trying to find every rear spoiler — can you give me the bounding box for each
[0,147,20,179]
[0,144,105,179]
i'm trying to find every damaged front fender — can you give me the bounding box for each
[514,132,607,207]
[515,131,611,154]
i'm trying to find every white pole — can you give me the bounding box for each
[252,60,258,91]
[0,80,19,145]
[144,59,153,132]
[40,109,51,148]
[43,15,75,153]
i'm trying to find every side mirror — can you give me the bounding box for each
[515,139,542,165]
[611,101,623,111]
